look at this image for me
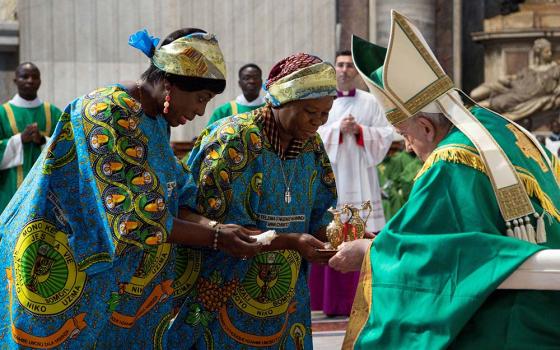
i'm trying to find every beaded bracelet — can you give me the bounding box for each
[212,225,220,250]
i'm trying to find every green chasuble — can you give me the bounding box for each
[378,151,421,219]
[207,100,265,126]
[0,102,62,212]
[346,106,560,349]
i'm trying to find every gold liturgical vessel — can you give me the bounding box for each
[325,201,372,250]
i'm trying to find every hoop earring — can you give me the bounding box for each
[163,90,171,114]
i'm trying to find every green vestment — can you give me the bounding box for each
[378,151,421,219]
[0,102,62,212]
[346,106,560,349]
[206,100,265,126]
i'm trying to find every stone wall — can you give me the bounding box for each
[0,0,18,103]
[18,0,336,142]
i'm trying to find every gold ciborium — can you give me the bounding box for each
[325,201,372,249]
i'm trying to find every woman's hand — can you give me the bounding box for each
[216,224,262,259]
[291,234,331,264]
[328,239,372,273]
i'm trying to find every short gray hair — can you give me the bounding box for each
[413,112,452,129]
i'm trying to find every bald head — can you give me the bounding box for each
[14,62,41,100]
[16,62,39,75]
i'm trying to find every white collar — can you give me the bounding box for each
[9,94,43,108]
[235,94,265,107]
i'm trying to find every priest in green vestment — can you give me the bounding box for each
[0,62,62,213]
[206,63,265,126]
[377,134,422,219]
[329,11,560,349]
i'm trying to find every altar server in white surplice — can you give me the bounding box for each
[318,50,393,232]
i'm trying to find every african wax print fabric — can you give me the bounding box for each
[167,106,337,349]
[345,106,560,349]
[152,33,226,79]
[0,85,188,349]
[264,54,322,89]
[264,55,336,107]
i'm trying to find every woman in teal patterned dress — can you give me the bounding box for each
[0,28,261,349]
[168,53,339,349]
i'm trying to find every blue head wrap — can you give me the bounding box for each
[128,29,161,58]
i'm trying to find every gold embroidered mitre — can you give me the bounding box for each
[352,10,557,242]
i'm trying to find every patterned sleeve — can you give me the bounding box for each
[179,126,212,211]
[181,118,262,227]
[309,138,338,235]
[75,87,173,251]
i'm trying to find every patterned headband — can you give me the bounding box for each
[264,60,337,107]
[129,29,226,80]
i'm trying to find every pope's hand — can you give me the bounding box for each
[328,239,372,273]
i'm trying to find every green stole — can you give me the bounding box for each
[0,103,57,212]
[345,107,560,349]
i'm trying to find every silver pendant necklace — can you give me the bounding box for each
[279,159,296,204]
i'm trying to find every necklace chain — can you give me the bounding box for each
[279,159,297,204]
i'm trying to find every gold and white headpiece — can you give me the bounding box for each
[352,10,554,243]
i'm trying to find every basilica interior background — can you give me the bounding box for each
[0,0,558,145]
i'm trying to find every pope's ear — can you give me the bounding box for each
[416,116,437,142]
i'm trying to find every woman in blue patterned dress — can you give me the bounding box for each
[168,53,339,349]
[0,28,261,349]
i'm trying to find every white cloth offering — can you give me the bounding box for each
[254,230,278,245]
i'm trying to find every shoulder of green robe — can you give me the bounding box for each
[49,103,64,120]
[387,151,415,171]
[552,154,560,181]
[400,156,422,182]
[0,104,9,136]
[421,105,558,178]
[416,143,560,224]
[210,101,233,118]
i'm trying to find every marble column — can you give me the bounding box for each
[373,0,436,48]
